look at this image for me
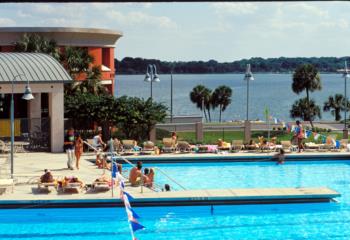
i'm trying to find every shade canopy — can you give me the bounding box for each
[0,52,72,83]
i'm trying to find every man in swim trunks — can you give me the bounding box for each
[129,161,143,186]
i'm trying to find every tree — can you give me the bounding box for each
[290,98,321,122]
[64,93,167,142]
[70,66,107,95]
[14,33,60,60]
[60,46,94,78]
[292,64,322,127]
[189,85,212,122]
[212,85,232,122]
[323,94,350,121]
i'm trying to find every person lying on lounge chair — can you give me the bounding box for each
[62,176,84,188]
[40,169,55,183]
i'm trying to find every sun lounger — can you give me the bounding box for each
[162,138,176,153]
[0,140,9,154]
[140,141,156,155]
[92,181,111,192]
[197,145,218,153]
[121,140,140,155]
[231,140,244,152]
[281,141,297,153]
[62,182,82,193]
[37,181,57,193]
[340,139,349,150]
[0,179,14,193]
[304,142,321,152]
[176,141,192,153]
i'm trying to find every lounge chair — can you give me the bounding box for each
[0,179,14,194]
[319,135,338,152]
[121,140,140,155]
[61,177,84,193]
[304,142,321,152]
[281,140,297,153]
[140,141,156,155]
[92,181,111,192]
[176,141,192,153]
[231,140,244,152]
[37,181,57,193]
[340,139,349,151]
[197,145,218,153]
[162,138,176,153]
[217,140,231,152]
[0,140,9,154]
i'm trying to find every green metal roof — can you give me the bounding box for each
[0,53,72,82]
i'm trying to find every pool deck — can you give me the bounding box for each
[0,152,344,208]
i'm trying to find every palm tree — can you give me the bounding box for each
[14,33,60,60]
[292,64,322,127]
[71,66,107,95]
[323,94,350,121]
[212,85,232,122]
[190,85,212,122]
[60,46,94,78]
[290,97,321,122]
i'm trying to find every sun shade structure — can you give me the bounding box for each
[0,53,72,82]
[0,52,72,153]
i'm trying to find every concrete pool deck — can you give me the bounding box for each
[0,152,345,208]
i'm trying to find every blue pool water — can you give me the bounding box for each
[2,160,350,240]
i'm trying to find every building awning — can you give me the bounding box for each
[0,52,72,83]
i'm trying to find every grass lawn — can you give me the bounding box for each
[175,130,345,144]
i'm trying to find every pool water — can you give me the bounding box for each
[2,160,350,240]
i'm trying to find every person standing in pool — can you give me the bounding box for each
[294,120,304,153]
[64,128,75,170]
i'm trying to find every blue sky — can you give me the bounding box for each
[0,2,349,62]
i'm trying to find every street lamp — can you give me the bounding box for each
[144,64,160,99]
[341,61,350,138]
[244,64,254,121]
[10,74,34,179]
[243,64,254,142]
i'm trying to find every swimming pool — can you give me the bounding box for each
[2,160,350,240]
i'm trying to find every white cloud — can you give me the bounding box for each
[212,3,258,15]
[108,10,177,29]
[0,18,16,26]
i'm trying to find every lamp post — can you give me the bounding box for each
[342,61,350,139]
[243,64,254,142]
[170,70,173,123]
[144,64,160,99]
[10,74,34,179]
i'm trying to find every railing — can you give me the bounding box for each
[83,141,186,193]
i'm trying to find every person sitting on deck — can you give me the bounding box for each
[129,161,143,186]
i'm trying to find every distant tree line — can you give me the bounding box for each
[115,56,350,74]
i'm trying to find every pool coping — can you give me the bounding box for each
[110,152,350,164]
[0,187,340,209]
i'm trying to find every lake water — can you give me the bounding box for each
[115,73,345,122]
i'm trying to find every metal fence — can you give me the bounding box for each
[0,117,50,151]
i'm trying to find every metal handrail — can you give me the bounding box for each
[83,141,186,192]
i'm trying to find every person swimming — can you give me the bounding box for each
[274,148,285,165]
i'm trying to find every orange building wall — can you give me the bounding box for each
[0,45,116,95]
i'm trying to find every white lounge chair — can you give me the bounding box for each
[0,179,14,194]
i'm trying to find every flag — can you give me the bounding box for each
[112,162,118,178]
[130,219,145,232]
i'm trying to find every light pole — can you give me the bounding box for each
[243,64,254,142]
[170,70,173,123]
[342,61,350,139]
[144,64,160,99]
[10,74,34,179]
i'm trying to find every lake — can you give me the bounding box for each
[115,73,345,122]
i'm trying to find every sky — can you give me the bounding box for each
[0,2,349,62]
